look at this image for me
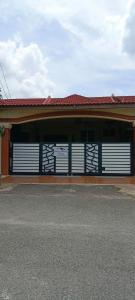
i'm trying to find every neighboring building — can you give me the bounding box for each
[0,94,135,176]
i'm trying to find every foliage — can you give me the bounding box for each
[0,126,5,136]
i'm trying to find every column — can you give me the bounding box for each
[1,124,12,176]
[132,121,135,175]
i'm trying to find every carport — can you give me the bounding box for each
[0,94,135,178]
[10,117,132,176]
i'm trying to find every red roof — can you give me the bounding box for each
[0,94,135,106]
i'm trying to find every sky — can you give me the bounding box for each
[0,0,135,98]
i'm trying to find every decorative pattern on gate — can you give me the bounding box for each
[42,144,55,174]
[86,144,99,174]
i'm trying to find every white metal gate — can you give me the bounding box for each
[102,143,131,174]
[10,143,132,175]
[11,143,39,174]
[71,144,85,174]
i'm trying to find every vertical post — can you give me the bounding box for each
[132,122,135,175]
[1,124,12,176]
[0,136,1,185]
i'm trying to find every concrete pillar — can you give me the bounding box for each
[1,124,12,176]
[132,121,135,175]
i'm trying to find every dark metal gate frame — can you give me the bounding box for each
[10,142,133,176]
[41,143,100,176]
[41,143,69,176]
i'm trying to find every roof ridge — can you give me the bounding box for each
[1,95,135,106]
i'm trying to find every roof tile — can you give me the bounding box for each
[0,94,135,106]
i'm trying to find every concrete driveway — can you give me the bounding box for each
[0,184,135,300]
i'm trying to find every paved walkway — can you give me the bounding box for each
[2,175,135,185]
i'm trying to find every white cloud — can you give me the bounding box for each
[0,40,55,98]
[0,0,135,97]
[122,0,135,56]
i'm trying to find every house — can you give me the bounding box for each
[0,94,135,177]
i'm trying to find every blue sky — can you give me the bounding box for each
[0,0,135,98]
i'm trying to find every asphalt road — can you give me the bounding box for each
[0,184,135,300]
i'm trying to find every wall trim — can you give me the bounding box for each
[0,110,134,124]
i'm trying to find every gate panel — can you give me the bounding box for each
[42,144,55,174]
[11,142,132,176]
[86,144,99,174]
[71,144,85,174]
[11,143,39,174]
[55,144,69,174]
[42,144,69,174]
[102,143,131,175]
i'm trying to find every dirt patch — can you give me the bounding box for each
[117,184,135,198]
[0,184,16,192]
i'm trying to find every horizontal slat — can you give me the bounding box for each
[72,171,84,172]
[72,162,84,165]
[102,159,130,162]
[72,144,84,146]
[13,143,39,146]
[13,150,39,153]
[13,167,39,171]
[103,161,130,163]
[13,157,39,161]
[102,150,130,154]
[13,148,39,151]
[56,161,68,164]
[56,165,68,167]
[72,149,84,151]
[102,147,130,151]
[56,162,68,165]
[102,171,131,174]
[72,162,84,164]
[102,144,130,147]
[13,154,39,156]
[13,161,39,164]
[72,159,84,161]
[72,147,84,149]
[72,155,84,157]
[72,151,84,153]
[13,170,39,173]
[102,155,130,158]
[54,144,69,148]
[13,146,39,149]
[102,162,131,168]
[13,169,39,172]
[72,146,84,147]
[13,158,39,162]
[56,159,68,161]
[13,155,39,158]
[13,153,39,157]
[56,167,68,170]
[72,158,85,161]
[56,171,68,173]
[103,166,131,169]
[102,143,131,146]
[72,167,84,170]
[56,169,68,171]
[103,168,131,171]
[56,162,68,164]
[72,155,84,158]
[13,164,39,168]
